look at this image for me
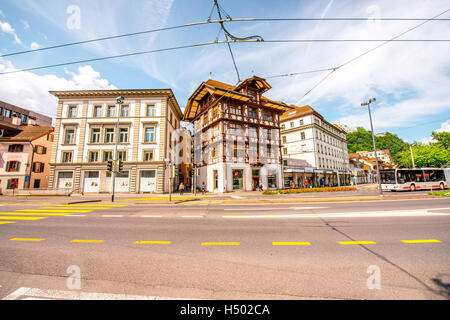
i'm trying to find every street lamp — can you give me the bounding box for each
[361,98,383,197]
[164,158,172,202]
[111,95,124,202]
[404,140,416,169]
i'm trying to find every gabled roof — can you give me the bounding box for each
[0,126,53,142]
[183,77,291,121]
[280,105,321,122]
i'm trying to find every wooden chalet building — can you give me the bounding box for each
[183,76,292,192]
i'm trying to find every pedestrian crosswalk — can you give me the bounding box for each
[0,204,128,226]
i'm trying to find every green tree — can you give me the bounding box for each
[395,143,450,168]
[346,127,373,154]
[432,131,450,150]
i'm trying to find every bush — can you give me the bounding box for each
[263,186,357,195]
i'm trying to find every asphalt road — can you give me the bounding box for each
[0,198,449,300]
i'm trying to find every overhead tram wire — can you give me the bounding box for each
[278,8,450,100]
[1,17,448,59]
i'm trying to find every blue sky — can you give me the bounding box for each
[0,0,449,143]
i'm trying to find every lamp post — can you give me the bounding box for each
[165,158,172,202]
[361,98,383,197]
[405,140,416,169]
[111,96,124,202]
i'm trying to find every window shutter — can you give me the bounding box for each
[40,163,45,173]
[32,162,36,172]
[16,162,20,172]
[43,147,47,154]
[6,161,10,172]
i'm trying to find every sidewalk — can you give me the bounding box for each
[0,189,441,206]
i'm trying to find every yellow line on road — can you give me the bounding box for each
[0,221,16,225]
[10,238,45,242]
[401,239,441,244]
[17,209,92,213]
[272,242,311,246]
[0,212,72,216]
[339,241,376,245]
[70,239,104,243]
[60,204,127,207]
[135,241,171,245]
[41,207,112,210]
[0,216,47,220]
[201,242,240,246]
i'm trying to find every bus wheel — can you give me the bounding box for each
[410,184,416,192]
[440,183,445,190]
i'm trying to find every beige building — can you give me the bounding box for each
[0,126,54,193]
[48,89,183,194]
[280,105,350,187]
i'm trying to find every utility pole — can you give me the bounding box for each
[361,98,383,197]
[410,144,416,169]
[111,96,124,202]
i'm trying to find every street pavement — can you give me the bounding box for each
[0,196,449,300]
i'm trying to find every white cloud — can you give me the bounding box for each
[436,119,450,133]
[30,41,40,50]
[0,60,116,119]
[0,20,22,44]
[21,20,30,30]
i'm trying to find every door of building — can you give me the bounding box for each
[140,170,156,192]
[232,169,243,190]
[252,169,260,191]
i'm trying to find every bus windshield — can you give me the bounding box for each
[380,170,396,184]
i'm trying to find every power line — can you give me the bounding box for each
[0,16,448,59]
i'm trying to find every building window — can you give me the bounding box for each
[8,144,24,152]
[146,105,155,117]
[229,123,242,135]
[62,151,73,163]
[248,107,257,119]
[282,136,286,144]
[117,151,127,161]
[7,178,19,189]
[229,105,242,115]
[169,112,173,126]
[144,127,155,143]
[6,161,20,172]
[267,145,274,158]
[300,132,306,140]
[32,162,45,173]
[21,114,28,123]
[104,128,114,143]
[4,109,11,118]
[88,151,99,162]
[263,128,272,140]
[120,105,129,117]
[263,112,273,121]
[64,128,76,144]
[68,106,77,118]
[90,128,101,143]
[281,124,285,130]
[143,150,154,161]
[34,145,47,154]
[299,119,304,126]
[119,128,129,143]
[107,105,116,117]
[249,126,257,137]
[283,147,287,155]
[47,134,54,142]
[103,151,113,162]
[211,148,216,158]
[33,179,41,188]
[93,105,102,117]
[290,121,294,128]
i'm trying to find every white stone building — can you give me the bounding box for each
[48,89,184,194]
[280,105,351,187]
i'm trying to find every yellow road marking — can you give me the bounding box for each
[60,204,127,207]
[70,240,104,243]
[0,216,47,220]
[0,212,72,216]
[401,239,441,244]
[201,242,240,246]
[17,209,92,213]
[0,221,16,225]
[135,241,171,245]
[272,242,311,246]
[339,241,376,245]
[41,207,112,210]
[10,238,45,242]
[118,197,207,201]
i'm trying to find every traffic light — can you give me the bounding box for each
[172,164,176,178]
[196,168,200,176]
[107,160,113,172]
[117,160,124,173]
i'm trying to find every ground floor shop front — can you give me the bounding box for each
[196,162,283,193]
[49,163,174,194]
[284,169,351,188]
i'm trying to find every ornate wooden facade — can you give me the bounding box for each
[183,76,292,192]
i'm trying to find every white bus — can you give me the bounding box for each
[380,168,449,192]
